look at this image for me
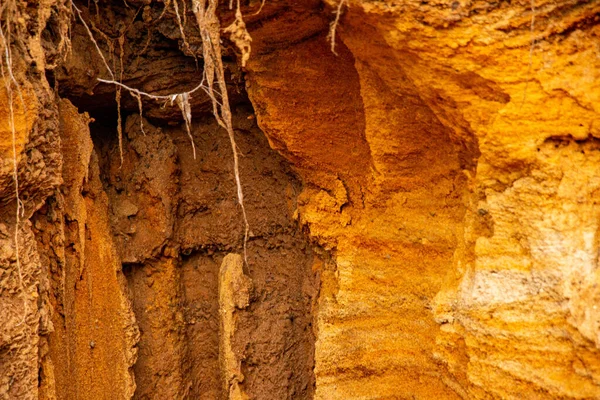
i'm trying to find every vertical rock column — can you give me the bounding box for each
[219,254,252,400]
[45,100,139,399]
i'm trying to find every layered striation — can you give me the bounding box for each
[245,0,600,398]
[1,0,600,399]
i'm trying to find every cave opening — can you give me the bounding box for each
[39,0,321,398]
[82,96,319,399]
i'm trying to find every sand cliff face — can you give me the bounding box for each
[248,1,600,397]
[1,0,600,399]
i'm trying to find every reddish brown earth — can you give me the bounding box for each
[92,108,318,400]
[2,0,600,399]
[3,1,320,398]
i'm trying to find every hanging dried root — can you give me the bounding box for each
[73,0,199,159]
[71,2,114,79]
[116,35,126,165]
[132,91,146,135]
[253,0,266,16]
[174,92,197,159]
[327,0,347,56]
[76,0,253,263]
[115,85,124,164]
[192,0,251,263]
[173,0,193,55]
[224,0,252,67]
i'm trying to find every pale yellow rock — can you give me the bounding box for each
[246,0,600,398]
[0,78,37,182]
[219,253,252,400]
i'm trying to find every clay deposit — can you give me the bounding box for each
[1,0,599,399]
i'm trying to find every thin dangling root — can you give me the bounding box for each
[191,0,251,263]
[174,92,197,159]
[327,0,347,56]
[224,0,252,67]
[75,0,253,264]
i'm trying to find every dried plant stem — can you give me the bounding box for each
[253,0,266,16]
[116,36,125,165]
[173,0,193,55]
[71,2,114,79]
[192,0,250,263]
[78,0,252,263]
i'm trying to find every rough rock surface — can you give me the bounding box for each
[1,0,600,399]
[244,0,600,398]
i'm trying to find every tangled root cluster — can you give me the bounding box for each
[4,0,348,270]
[73,0,253,262]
